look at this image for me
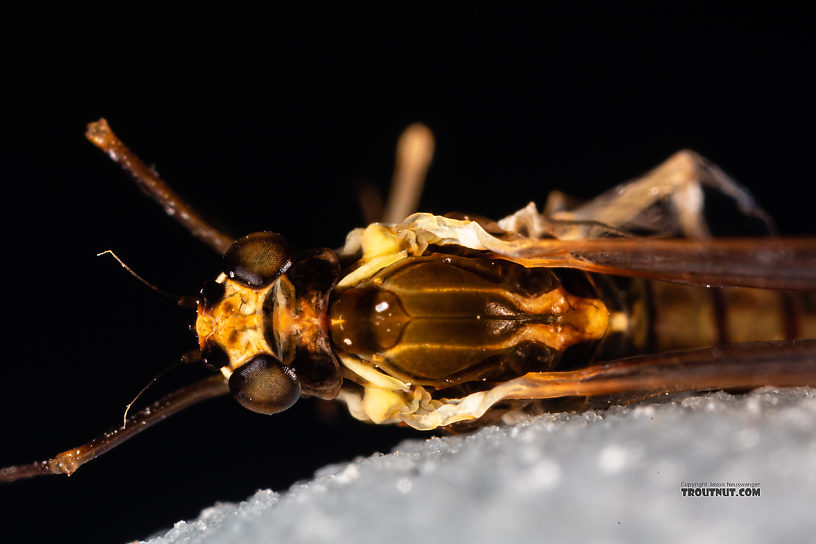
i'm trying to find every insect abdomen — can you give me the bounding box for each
[648,282,816,350]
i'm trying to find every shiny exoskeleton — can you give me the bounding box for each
[329,254,607,387]
[195,225,816,429]
[3,120,815,484]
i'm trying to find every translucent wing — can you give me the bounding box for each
[498,340,816,401]
[484,236,816,291]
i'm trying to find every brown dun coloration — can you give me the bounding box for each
[2,119,815,483]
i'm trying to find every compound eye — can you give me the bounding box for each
[223,232,292,288]
[229,354,301,415]
[201,340,230,371]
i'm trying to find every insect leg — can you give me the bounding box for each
[503,150,774,240]
[0,375,229,484]
[495,340,816,401]
[381,123,435,224]
[573,149,776,237]
[86,119,235,254]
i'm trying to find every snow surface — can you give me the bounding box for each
[142,388,816,544]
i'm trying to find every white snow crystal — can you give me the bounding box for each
[141,388,816,544]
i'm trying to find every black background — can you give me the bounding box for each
[2,9,813,543]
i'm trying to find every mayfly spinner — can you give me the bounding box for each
[2,119,816,483]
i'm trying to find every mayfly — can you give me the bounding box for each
[2,119,815,483]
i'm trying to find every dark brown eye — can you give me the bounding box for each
[229,354,301,415]
[223,232,292,288]
[198,280,226,310]
[201,340,230,370]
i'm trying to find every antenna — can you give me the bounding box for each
[97,249,197,308]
